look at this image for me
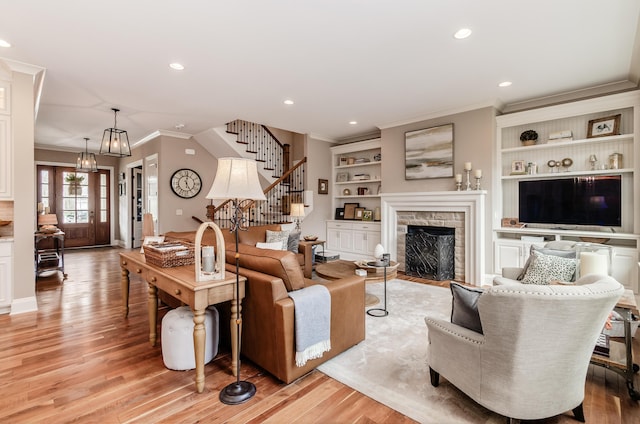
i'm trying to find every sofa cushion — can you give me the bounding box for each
[256,241,285,250]
[230,243,305,291]
[518,245,577,281]
[521,250,578,285]
[287,231,301,253]
[266,229,291,250]
[237,224,282,246]
[450,282,483,334]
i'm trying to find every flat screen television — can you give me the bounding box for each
[518,176,621,227]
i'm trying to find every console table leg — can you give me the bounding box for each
[230,298,241,377]
[148,284,158,346]
[192,308,206,393]
[121,266,130,318]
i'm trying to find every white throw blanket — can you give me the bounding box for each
[288,284,331,367]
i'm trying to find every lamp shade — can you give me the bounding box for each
[206,158,266,201]
[38,213,58,226]
[290,203,305,217]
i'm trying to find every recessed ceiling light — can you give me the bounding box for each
[283,99,294,105]
[0,40,11,48]
[169,63,184,70]
[498,81,512,87]
[454,28,472,39]
[349,121,358,125]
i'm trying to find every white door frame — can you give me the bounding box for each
[125,159,143,249]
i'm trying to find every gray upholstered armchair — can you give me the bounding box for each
[425,276,623,423]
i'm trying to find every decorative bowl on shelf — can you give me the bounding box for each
[0,220,11,227]
[303,235,318,241]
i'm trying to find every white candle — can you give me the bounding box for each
[474,169,482,178]
[455,173,462,183]
[464,162,472,171]
[580,252,608,277]
[202,246,215,272]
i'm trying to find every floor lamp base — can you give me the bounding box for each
[219,380,256,405]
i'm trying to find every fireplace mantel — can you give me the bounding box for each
[380,191,486,285]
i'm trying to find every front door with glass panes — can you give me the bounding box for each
[37,165,110,248]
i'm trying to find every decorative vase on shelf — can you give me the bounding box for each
[520,130,538,146]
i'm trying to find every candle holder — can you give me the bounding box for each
[464,169,472,191]
[475,176,482,190]
[455,181,462,191]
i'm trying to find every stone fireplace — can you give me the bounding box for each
[380,191,486,285]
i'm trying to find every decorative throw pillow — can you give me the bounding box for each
[517,245,577,281]
[266,229,290,250]
[288,231,301,253]
[521,250,577,285]
[450,282,484,334]
[256,241,285,250]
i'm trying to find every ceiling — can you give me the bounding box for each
[1,1,639,152]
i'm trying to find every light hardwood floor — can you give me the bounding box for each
[0,247,638,423]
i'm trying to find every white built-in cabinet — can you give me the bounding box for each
[494,91,640,292]
[326,221,381,260]
[0,241,13,313]
[327,138,382,260]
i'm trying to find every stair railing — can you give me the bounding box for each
[226,119,290,179]
[207,157,306,228]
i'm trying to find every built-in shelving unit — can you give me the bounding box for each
[493,91,640,292]
[328,139,382,260]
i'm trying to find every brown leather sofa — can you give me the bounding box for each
[228,243,365,383]
[164,223,317,278]
[164,224,366,383]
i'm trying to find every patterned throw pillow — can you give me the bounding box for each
[521,250,578,285]
[266,230,290,250]
[517,245,577,281]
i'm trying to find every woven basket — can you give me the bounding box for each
[143,242,195,268]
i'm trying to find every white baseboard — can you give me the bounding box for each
[11,296,38,314]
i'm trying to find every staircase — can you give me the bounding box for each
[206,120,306,227]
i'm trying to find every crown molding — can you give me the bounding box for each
[377,100,498,130]
[131,129,193,149]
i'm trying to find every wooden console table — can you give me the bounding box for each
[119,251,246,393]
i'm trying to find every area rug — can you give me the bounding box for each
[317,279,500,424]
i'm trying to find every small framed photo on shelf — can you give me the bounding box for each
[335,208,345,220]
[362,210,373,221]
[318,178,328,194]
[587,114,621,138]
[511,160,526,175]
[343,202,359,220]
[354,207,365,220]
[339,157,349,166]
[336,172,349,182]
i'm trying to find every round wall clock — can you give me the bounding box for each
[170,168,202,199]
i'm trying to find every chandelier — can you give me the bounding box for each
[100,108,131,157]
[76,137,98,172]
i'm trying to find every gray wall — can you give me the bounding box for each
[380,106,497,276]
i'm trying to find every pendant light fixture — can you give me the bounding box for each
[76,137,98,172]
[100,108,131,157]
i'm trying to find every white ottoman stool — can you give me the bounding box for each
[161,306,219,370]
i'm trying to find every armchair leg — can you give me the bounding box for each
[429,367,439,387]
[506,418,520,424]
[572,403,585,422]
